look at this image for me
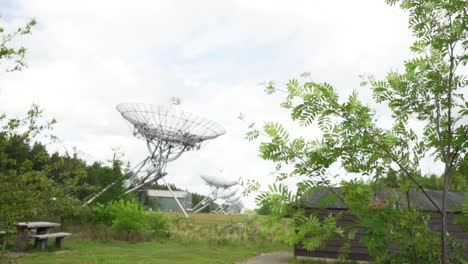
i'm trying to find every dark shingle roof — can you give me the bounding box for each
[305,188,465,212]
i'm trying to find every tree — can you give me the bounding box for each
[0,18,36,73]
[256,200,272,215]
[82,155,127,205]
[0,104,134,225]
[0,19,41,254]
[0,105,57,252]
[452,155,468,191]
[247,0,466,263]
[376,157,467,191]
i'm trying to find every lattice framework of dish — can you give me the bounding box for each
[116,103,225,151]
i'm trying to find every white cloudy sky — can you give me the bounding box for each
[0,0,438,208]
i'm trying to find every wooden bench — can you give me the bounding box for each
[30,232,71,250]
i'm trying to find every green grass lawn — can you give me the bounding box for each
[4,213,289,264]
[13,239,287,264]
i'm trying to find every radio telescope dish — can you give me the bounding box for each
[192,174,241,214]
[116,103,225,150]
[226,194,242,204]
[217,187,239,199]
[84,103,225,218]
[225,194,243,214]
[200,174,238,189]
[212,193,243,214]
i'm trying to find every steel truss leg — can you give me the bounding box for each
[83,157,150,206]
[220,205,228,215]
[161,178,189,218]
[194,199,213,213]
[192,196,209,211]
[212,204,227,214]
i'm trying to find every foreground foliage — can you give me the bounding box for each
[0,18,36,72]
[246,0,467,263]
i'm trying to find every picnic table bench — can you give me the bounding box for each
[14,222,71,251]
[30,232,71,249]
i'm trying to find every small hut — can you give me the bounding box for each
[294,189,467,261]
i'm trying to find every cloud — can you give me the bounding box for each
[0,0,433,209]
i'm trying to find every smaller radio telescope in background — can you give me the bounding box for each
[211,186,240,214]
[211,187,243,214]
[84,103,225,218]
[225,195,243,213]
[192,174,241,214]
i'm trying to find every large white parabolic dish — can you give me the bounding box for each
[217,187,239,199]
[116,103,226,149]
[201,174,238,188]
[226,194,242,204]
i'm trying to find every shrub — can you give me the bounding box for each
[89,203,113,225]
[108,200,149,241]
[145,211,171,238]
[78,200,174,241]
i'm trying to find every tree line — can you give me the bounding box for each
[0,105,128,226]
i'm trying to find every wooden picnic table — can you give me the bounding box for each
[14,222,60,251]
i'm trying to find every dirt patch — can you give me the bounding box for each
[235,252,292,264]
[3,252,28,258]
[54,250,71,254]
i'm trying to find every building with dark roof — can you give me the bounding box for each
[295,189,467,261]
[305,188,464,211]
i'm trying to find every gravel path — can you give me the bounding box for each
[235,252,293,264]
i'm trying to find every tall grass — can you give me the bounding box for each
[169,213,280,247]
[60,211,283,248]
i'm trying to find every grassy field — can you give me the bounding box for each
[5,213,356,264]
[5,213,288,264]
[166,213,251,225]
[15,239,287,264]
